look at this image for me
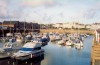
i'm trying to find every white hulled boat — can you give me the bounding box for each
[65,40,74,46]
[11,41,44,61]
[74,40,83,47]
[0,38,22,53]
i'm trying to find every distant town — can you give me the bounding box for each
[40,22,100,30]
[0,21,100,31]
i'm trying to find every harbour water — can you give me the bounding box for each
[0,36,93,65]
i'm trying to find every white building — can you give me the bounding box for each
[91,23,100,30]
[95,29,100,43]
[86,23,100,30]
[53,22,85,29]
[53,23,63,28]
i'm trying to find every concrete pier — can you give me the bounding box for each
[91,44,100,65]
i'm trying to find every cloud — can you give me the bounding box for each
[0,0,100,24]
[21,0,54,7]
[0,0,8,17]
[83,2,100,20]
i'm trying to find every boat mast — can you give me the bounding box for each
[32,22,33,32]
[10,20,11,34]
[24,21,26,36]
[77,20,79,35]
[2,21,5,43]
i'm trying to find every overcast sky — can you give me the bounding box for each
[0,0,100,24]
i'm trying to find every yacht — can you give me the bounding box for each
[11,41,44,61]
[74,40,83,47]
[6,33,13,37]
[57,40,66,45]
[65,40,74,46]
[40,34,50,46]
[0,38,22,53]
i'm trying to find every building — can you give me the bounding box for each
[40,24,54,29]
[0,21,19,27]
[95,29,100,43]
[91,23,100,30]
[53,22,86,29]
[0,21,40,34]
[53,23,63,28]
[86,23,100,30]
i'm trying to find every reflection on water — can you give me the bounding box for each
[0,36,93,65]
[0,54,44,65]
[41,36,93,65]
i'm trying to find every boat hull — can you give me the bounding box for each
[11,50,44,61]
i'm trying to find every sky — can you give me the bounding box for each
[0,0,100,24]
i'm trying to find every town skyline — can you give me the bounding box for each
[0,20,100,24]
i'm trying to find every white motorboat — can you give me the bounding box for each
[0,38,22,53]
[74,41,83,47]
[57,40,65,45]
[6,33,13,37]
[11,41,44,61]
[49,33,61,42]
[65,40,73,46]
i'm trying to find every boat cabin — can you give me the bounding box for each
[20,42,42,52]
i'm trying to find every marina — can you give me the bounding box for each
[0,35,93,65]
[0,0,100,65]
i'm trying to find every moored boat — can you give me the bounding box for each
[74,40,83,47]
[65,40,74,46]
[11,41,44,61]
[0,38,22,53]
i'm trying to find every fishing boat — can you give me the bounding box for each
[11,41,44,61]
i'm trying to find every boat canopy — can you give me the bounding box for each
[23,42,41,48]
[6,33,13,37]
[40,38,49,42]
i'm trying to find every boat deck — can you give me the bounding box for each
[0,53,10,60]
[91,44,100,65]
